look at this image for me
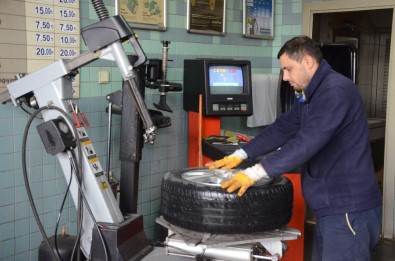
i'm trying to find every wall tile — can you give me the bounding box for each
[0,119,13,136]
[0,239,14,259]
[0,154,14,172]
[0,170,15,189]
[15,202,30,221]
[14,218,29,238]
[0,187,15,206]
[15,235,29,254]
[0,222,15,241]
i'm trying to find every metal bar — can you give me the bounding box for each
[156,216,300,247]
[106,102,113,180]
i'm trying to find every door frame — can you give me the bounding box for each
[302,0,395,239]
[371,31,391,118]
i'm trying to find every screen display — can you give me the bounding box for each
[209,65,244,94]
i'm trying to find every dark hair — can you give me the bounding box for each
[277,35,323,63]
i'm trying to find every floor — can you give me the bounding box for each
[304,222,395,261]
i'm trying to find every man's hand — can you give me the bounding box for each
[221,171,254,197]
[205,155,243,170]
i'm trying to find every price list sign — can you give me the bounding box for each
[0,0,81,98]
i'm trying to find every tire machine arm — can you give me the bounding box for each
[4,11,156,261]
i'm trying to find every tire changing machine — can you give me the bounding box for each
[157,215,300,261]
[154,112,302,261]
[176,59,305,260]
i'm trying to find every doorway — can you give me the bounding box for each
[302,0,395,239]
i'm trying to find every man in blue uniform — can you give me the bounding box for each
[206,35,382,261]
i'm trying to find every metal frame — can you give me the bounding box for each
[157,216,300,261]
[6,14,157,257]
[6,57,124,257]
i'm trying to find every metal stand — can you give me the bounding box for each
[156,216,301,261]
[106,55,146,214]
[91,214,153,261]
[101,56,152,259]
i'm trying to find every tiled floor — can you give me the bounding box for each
[371,239,395,261]
[304,222,395,261]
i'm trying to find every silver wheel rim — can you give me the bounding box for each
[180,168,272,187]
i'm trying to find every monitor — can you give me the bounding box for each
[209,65,244,95]
[183,59,253,116]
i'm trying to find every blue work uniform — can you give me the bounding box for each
[242,60,382,260]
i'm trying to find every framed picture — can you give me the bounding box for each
[187,0,226,36]
[117,0,167,31]
[243,0,274,39]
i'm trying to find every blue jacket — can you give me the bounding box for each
[242,60,381,217]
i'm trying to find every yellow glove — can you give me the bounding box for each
[221,171,254,197]
[205,155,243,170]
[220,164,268,197]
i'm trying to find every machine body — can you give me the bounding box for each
[5,12,156,259]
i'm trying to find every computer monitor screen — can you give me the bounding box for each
[183,59,252,116]
[209,65,244,95]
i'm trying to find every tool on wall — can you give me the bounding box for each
[69,101,90,128]
[145,41,182,112]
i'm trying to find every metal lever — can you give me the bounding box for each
[83,1,156,142]
[252,254,280,261]
[94,23,156,143]
[126,78,156,143]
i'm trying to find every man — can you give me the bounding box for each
[206,35,382,261]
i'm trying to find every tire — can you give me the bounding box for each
[161,168,293,234]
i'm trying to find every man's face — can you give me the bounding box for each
[279,53,312,92]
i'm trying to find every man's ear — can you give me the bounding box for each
[302,55,318,72]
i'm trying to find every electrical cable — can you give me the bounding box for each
[54,163,73,261]
[68,123,83,261]
[20,103,43,119]
[71,207,83,261]
[68,150,109,261]
[22,104,109,261]
[22,106,61,261]
[49,105,108,261]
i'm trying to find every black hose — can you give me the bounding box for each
[23,106,61,261]
[23,105,82,261]
[54,164,73,261]
[23,104,109,260]
[68,150,109,261]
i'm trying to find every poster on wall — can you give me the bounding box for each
[243,0,274,39]
[187,0,226,36]
[118,0,167,31]
[0,0,81,99]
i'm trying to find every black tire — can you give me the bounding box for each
[161,168,293,234]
